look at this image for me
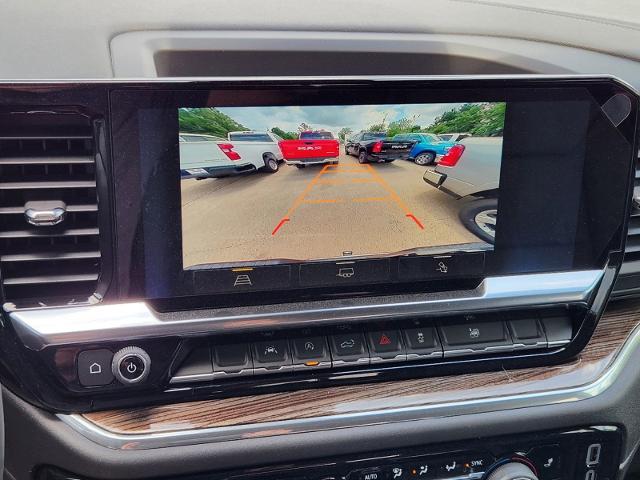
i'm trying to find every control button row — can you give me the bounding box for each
[350,452,491,480]
[171,327,444,383]
[194,252,485,294]
[169,314,572,383]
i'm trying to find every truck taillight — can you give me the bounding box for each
[438,144,465,167]
[218,143,241,161]
[372,141,383,153]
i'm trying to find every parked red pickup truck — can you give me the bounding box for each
[278,131,340,169]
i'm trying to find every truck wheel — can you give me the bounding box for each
[345,146,351,156]
[358,151,368,164]
[262,154,279,173]
[415,152,436,165]
[296,164,306,169]
[458,198,498,244]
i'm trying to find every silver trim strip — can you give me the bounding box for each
[8,270,603,351]
[57,319,640,450]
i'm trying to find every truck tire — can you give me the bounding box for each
[458,198,498,244]
[414,152,436,165]
[262,154,279,173]
[358,150,368,164]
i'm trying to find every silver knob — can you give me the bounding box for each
[112,346,151,385]
[486,462,538,480]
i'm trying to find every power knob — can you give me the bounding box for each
[485,461,538,480]
[112,346,151,385]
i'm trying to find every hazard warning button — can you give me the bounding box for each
[366,330,406,362]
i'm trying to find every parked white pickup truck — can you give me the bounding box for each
[179,132,283,179]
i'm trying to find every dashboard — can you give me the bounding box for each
[3,2,640,480]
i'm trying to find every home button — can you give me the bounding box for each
[77,349,114,387]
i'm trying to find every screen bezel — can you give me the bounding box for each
[108,77,638,306]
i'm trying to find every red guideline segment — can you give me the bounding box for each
[271,217,290,236]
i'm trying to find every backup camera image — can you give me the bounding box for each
[179,102,505,268]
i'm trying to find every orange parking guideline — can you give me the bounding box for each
[271,159,425,235]
[365,164,425,229]
[352,196,390,203]
[284,164,332,218]
[303,198,343,204]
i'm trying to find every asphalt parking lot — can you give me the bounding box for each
[181,153,480,267]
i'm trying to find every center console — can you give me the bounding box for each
[0,76,636,416]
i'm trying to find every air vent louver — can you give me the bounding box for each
[0,110,101,307]
[614,151,640,296]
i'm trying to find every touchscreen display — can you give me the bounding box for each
[179,102,505,268]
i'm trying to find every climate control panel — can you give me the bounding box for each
[37,426,622,480]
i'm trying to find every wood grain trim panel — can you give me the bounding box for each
[84,301,640,435]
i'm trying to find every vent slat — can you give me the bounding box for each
[1,250,101,262]
[0,156,94,165]
[0,110,102,306]
[0,227,99,239]
[3,273,99,286]
[0,134,92,140]
[0,180,96,190]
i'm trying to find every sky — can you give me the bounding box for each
[217,103,467,134]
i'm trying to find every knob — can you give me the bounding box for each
[486,461,538,480]
[112,346,151,385]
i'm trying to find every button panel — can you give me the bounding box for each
[169,311,572,385]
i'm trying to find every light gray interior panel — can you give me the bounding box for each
[110,31,640,88]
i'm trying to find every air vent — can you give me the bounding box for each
[614,151,640,297]
[0,109,101,307]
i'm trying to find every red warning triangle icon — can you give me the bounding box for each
[379,334,392,345]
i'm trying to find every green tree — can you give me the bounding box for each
[387,115,421,137]
[178,108,247,138]
[337,127,353,142]
[424,103,505,137]
[270,126,297,140]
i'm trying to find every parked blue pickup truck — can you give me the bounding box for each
[392,133,458,165]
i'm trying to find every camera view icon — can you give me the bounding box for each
[234,274,252,287]
[336,267,355,279]
[436,261,448,273]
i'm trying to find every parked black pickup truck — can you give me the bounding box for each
[344,131,416,164]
